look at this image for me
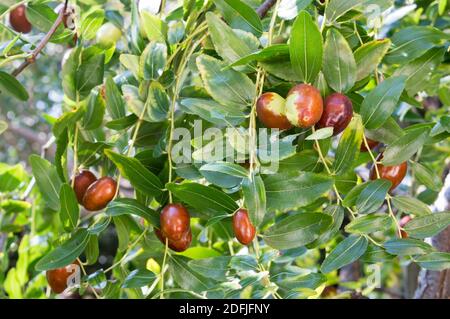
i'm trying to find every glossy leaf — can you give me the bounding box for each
[264,213,332,250]
[0,71,29,101]
[29,155,62,211]
[321,235,368,274]
[289,11,323,84]
[105,198,160,228]
[356,179,391,214]
[391,196,432,216]
[403,212,450,239]
[382,127,429,166]
[384,238,434,256]
[59,184,79,231]
[333,115,363,175]
[215,0,263,36]
[354,39,390,81]
[345,214,392,234]
[242,174,266,227]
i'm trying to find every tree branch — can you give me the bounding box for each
[256,0,278,18]
[11,0,69,77]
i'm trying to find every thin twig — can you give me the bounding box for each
[11,0,69,77]
[256,0,278,18]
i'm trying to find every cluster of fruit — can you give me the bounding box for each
[73,170,117,211]
[256,84,407,192]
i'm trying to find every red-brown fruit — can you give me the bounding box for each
[317,93,353,135]
[360,138,380,152]
[232,209,256,245]
[285,84,323,128]
[155,228,192,252]
[256,92,292,130]
[370,153,408,192]
[160,203,191,241]
[82,177,117,211]
[73,170,97,204]
[9,5,32,34]
[399,215,412,238]
[46,263,79,294]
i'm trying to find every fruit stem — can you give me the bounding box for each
[77,258,101,299]
[312,126,332,175]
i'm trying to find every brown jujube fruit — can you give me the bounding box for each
[370,153,407,192]
[72,170,97,204]
[256,92,292,130]
[285,84,323,128]
[46,262,79,294]
[317,93,353,135]
[9,5,32,33]
[360,138,380,152]
[82,177,117,211]
[160,203,191,241]
[232,209,256,245]
[155,228,192,252]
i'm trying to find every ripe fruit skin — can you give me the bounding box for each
[46,263,79,294]
[96,22,122,47]
[317,93,353,135]
[370,153,407,192]
[256,92,292,130]
[160,204,190,241]
[399,215,412,238]
[73,170,97,204]
[360,138,379,152]
[82,177,117,211]
[285,84,323,128]
[232,209,256,245]
[155,228,192,252]
[9,5,32,34]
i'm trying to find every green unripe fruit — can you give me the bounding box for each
[96,22,122,47]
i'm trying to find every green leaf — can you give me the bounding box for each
[345,214,392,234]
[354,39,391,81]
[356,179,391,214]
[35,229,90,271]
[145,82,169,122]
[188,256,231,281]
[205,12,253,64]
[76,53,105,100]
[196,54,255,109]
[383,238,434,256]
[360,76,406,129]
[59,184,80,231]
[80,9,105,40]
[215,0,263,37]
[404,212,450,239]
[0,163,27,193]
[333,115,363,175]
[29,155,62,211]
[169,255,215,292]
[289,11,323,83]
[0,71,29,101]
[382,127,429,166]
[123,269,156,288]
[308,205,345,247]
[140,11,167,43]
[140,42,167,80]
[62,47,81,101]
[53,106,85,138]
[120,54,140,79]
[0,120,7,135]
[83,90,105,130]
[242,174,266,227]
[166,182,238,217]
[113,215,130,252]
[264,213,332,250]
[306,127,334,140]
[179,98,246,126]
[264,172,333,212]
[365,117,404,144]
[321,235,368,274]
[105,76,126,120]
[385,26,449,64]
[322,28,356,93]
[228,44,289,68]
[199,162,248,178]
[416,252,450,271]
[105,198,160,228]
[393,47,446,96]
[105,150,163,197]
[325,0,375,23]
[411,161,443,192]
[391,196,432,217]
[85,235,99,265]
[342,182,367,208]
